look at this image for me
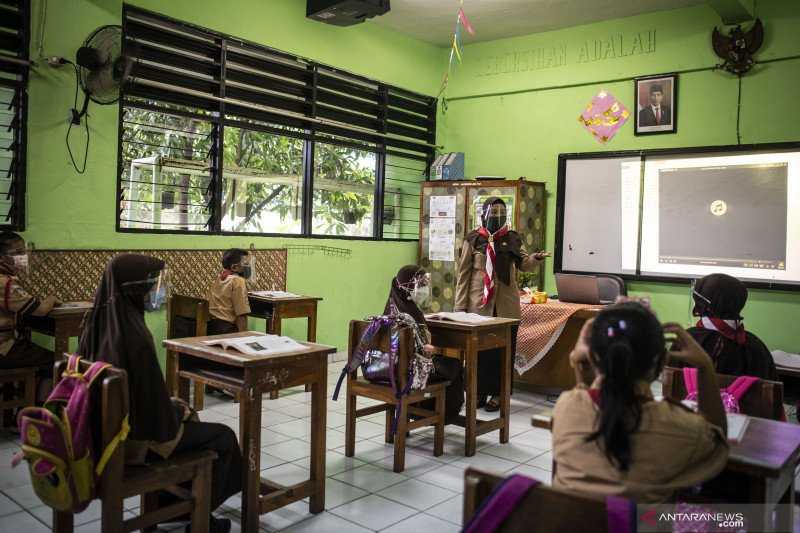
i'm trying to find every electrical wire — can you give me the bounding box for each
[66,62,90,174]
[36,0,48,60]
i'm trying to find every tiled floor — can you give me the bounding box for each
[11,361,783,532]
[0,359,559,532]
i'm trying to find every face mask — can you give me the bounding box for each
[485,216,507,235]
[410,284,431,308]
[12,254,28,271]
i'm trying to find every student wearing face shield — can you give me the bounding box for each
[385,265,464,422]
[207,248,253,335]
[79,254,242,532]
[0,232,60,401]
[454,198,550,412]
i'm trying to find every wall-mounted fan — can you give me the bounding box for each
[66,25,131,173]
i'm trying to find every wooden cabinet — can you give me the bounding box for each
[418,179,547,313]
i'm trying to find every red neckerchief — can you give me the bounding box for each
[220,269,235,281]
[477,225,510,307]
[696,316,746,345]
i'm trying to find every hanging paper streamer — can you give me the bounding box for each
[578,90,630,144]
[438,1,475,103]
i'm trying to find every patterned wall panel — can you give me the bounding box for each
[18,249,287,301]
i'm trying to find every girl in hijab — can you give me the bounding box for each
[78,254,241,533]
[454,197,550,411]
[385,265,464,423]
[681,273,777,380]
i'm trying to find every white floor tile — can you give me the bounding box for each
[452,453,519,475]
[377,478,457,511]
[330,494,416,531]
[334,440,395,463]
[259,411,296,428]
[259,451,289,470]
[0,493,22,517]
[278,403,312,418]
[292,450,365,477]
[478,442,545,463]
[281,511,371,533]
[260,463,310,486]
[257,499,314,532]
[320,478,369,509]
[29,498,102,526]
[425,494,463,526]
[333,420,386,440]
[300,428,350,450]
[380,512,462,533]
[511,428,552,451]
[416,464,467,493]
[332,463,408,492]
[371,451,443,477]
[262,439,311,462]
[2,483,40,509]
[1,511,52,532]
[0,448,32,490]
[325,412,348,429]
[526,451,553,471]
[270,419,313,439]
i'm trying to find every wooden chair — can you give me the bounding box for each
[662,366,785,420]
[51,359,216,533]
[167,294,210,411]
[0,367,36,427]
[345,320,447,473]
[463,468,618,532]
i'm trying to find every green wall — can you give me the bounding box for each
[25,0,442,353]
[439,0,800,351]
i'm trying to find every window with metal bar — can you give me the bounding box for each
[118,5,435,240]
[0,0,29,231]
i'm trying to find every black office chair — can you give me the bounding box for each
[595,275,626,302]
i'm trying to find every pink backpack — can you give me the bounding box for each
[682,367,758,414]
[11,355,129,512]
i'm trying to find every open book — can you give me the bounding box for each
[250,290,301,299]
[202,334,307,357]
[425,312,494,324]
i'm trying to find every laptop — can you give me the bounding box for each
[555,273,613,305]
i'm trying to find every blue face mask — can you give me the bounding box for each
[241,265,252,280]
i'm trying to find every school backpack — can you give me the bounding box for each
[332,313,432,435]
[11,355,130,512]
[682,367,758,414]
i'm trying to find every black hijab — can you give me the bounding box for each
[692,273,748,319]
[465,197,524,285]
[78,254,179,443]
[384,265,427,326]
[688,273,777,380]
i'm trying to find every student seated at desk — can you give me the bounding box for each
[682,273,777,380]
[79,254,242,533]
[0,231,58,400]
[207,248,252,335]
[385,265,464,423]
[552,302,729,503]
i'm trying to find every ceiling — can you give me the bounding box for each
[372,0,707,46]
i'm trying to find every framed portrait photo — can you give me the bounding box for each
[634,74,677,135]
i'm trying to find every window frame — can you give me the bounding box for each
[0,0,31,231]
[116,4,434,242]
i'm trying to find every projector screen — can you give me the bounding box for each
[555,144,800,289]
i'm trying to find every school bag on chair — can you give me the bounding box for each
[682,367,758,414]
[10,355,130,512]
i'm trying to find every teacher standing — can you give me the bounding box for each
[454,197,550,411]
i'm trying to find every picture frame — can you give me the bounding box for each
[634,73,678,135]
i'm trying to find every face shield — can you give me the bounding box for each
[482,203,508,235]
[122,267,171,312]
[692,287,712,317]
[399,272,431,309]
[236,254,255,282]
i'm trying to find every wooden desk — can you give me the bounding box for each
[726,416,800,531]
[248,294,322,399]
[248,294,322,341]
[163,332,335,533]
[426,317,520,457]
[23,303,92,357]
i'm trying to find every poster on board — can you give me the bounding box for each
[429,195,457,261]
